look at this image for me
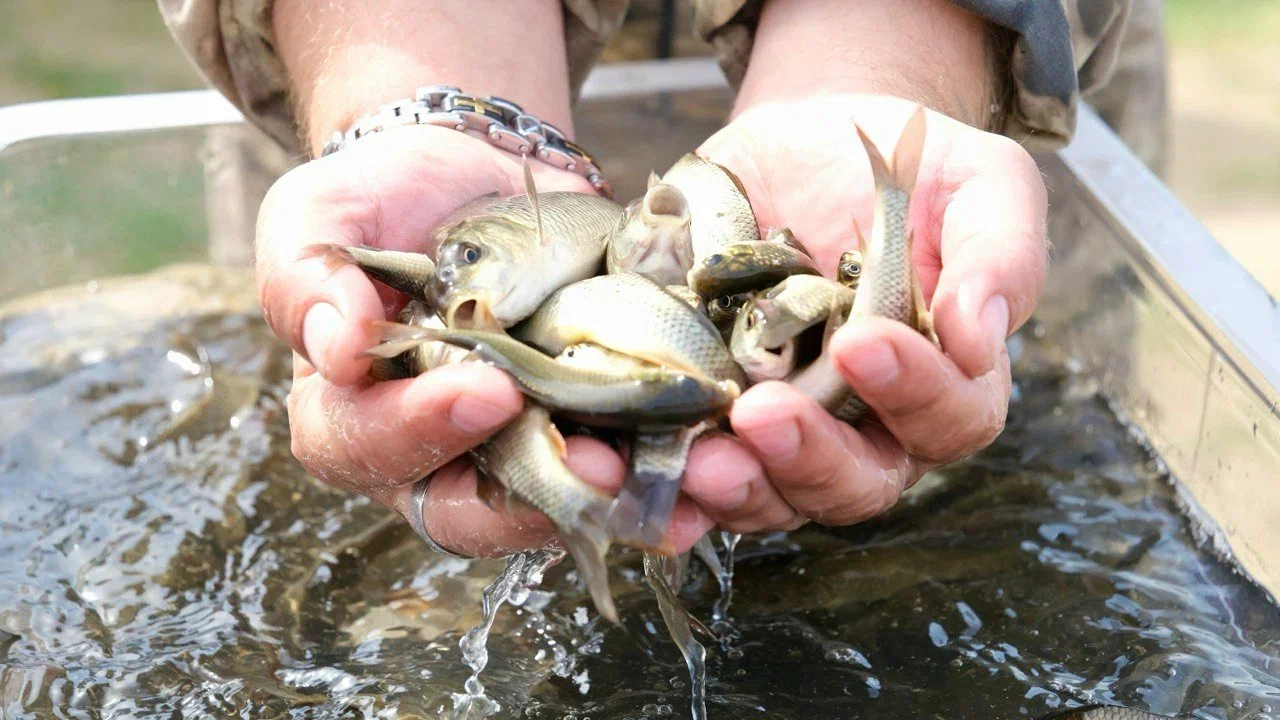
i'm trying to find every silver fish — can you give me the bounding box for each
[605,177,694,286]
[789,106,938,423]
[657,152,760,263]
[431,162,623,328]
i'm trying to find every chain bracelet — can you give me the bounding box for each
[320,85,614,199]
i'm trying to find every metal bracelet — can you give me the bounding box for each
[410,477,467,559]
[320,85,614,199]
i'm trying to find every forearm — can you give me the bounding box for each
[734,0,1006,128]
[274,0,574,156]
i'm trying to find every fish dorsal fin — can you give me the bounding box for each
[522,155,549,246]
[851,218,868,254]
[648,170,662,189]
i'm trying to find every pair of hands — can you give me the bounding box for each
[258,94,1047,558]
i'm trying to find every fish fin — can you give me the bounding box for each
[560,516,619,625]
[361,320,442,359]
[909,252,940,347]
[299,243,356,276]
[547,419,569,458]
[890,105,927,193]
[522,155,549,247]
[850,218,868,254]
[822,294,849,346]
[647,170,662,189]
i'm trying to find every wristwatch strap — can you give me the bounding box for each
[320,85,614,199]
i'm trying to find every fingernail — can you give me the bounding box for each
[451,395,513,434]
[982,295,1010,354]
[302,302,342,376]
[842,339,900,390]
[741,418,801,462]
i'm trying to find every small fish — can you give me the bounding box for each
[686,233,820,300]
[431,161,623,328]
[665,285,706,314]
[657,152,760,263]
[605,177,694,286]
[730,275,855,384]
[836,249,863,291]
[513,272,746,389]
[789,106,938,423]
[469,404,621,623]
[553,342,713,552]
[300,244,437,303]
[363,321,739,429]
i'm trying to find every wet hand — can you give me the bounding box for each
[257,127,628,558]
[681,95,1048,533]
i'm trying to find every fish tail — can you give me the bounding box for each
[854,104,926,194]
[560,508,620,625]
[299,243,358,275]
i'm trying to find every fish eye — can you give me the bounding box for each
[460,243,482,265]
[842,262,862,276]
[745,311,757,329]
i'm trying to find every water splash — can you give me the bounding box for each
[712,531,741,625]
[450,547,563,719]
[643,552,708,720]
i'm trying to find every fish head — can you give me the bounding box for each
[837,250,863,290]
[607,184,693,284]
[431,217,529,328]
[707,292,750,331]
[729,297,796,383]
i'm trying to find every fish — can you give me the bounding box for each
[665,285,706,314]
[512,271,747,389]
[605,177,694,286]
[730,275,855,385]
[836,249,863,291]
[300,243,437,303]
[468,404,621,624]
[430,161,623,329]
[657,152,760,263]
[552,342,714,552]
[686,232,821,300]
[789,106,938,423]
[1035,706,1185,720]
[362,321,739,429]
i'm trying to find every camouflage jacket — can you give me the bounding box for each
[156,0,1136,160]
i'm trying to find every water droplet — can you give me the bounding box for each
[928,622,949,647]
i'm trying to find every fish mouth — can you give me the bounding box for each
[444,294,500,331]
[740,339,796,384]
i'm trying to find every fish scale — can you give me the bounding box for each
[658,153,760,262]
[513,272,746,388]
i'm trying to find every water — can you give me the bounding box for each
[1,266,1279,719]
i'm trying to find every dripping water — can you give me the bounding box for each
[450,547,563,719]
[644,551,709,720]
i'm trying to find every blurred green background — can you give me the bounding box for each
[1,0,1276,296]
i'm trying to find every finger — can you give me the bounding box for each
[728,381,919,526]
[287,362,524,491]
[830,316,1010,464]
[926,133,1048,379]
[255,160,391,386]
[683,433,806,533]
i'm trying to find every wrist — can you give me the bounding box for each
[274,0,574,157]
[733,0,1004,130]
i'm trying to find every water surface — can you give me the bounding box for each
[1,266,1277,719]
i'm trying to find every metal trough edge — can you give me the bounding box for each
[1038,106,1280,602]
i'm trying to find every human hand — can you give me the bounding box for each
[679,93,1048,533]
[258,127,656,558]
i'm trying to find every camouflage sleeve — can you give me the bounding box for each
[692,0,1133,153]
[154,0,631,158]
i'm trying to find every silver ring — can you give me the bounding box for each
[410,478,467,558]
